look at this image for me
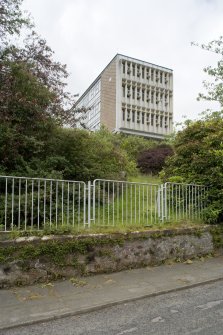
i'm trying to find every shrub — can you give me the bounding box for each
[137,144,173,175]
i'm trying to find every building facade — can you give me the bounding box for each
[75,54,173,139]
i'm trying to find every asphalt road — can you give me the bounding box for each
[2,280,223,335]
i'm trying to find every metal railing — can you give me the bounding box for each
[92,179,160,226]
[0,176,86,231]
[0,175,208,232]
[160,182,207,222]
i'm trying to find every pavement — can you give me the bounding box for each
[1,255,223,331]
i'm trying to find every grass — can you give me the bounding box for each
[0,174,206,236]
[128,174,161,185]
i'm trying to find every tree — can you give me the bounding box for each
[0,0,84,128]
[192,36,223,107]
[137,144,173,175]
[118,134,156,161]
[0,0,31,40]
[162,111,223,223]
[161,37,223,223]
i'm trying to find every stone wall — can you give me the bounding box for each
[0,226,218,288]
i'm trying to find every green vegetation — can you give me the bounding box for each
[1,1,223,229]
[137,144,173,175]
[162,112,223,224]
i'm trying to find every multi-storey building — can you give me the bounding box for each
[75,54,173,139]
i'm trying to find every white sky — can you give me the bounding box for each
[22,0,223,125]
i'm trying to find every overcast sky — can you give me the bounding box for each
[22,0,223,125]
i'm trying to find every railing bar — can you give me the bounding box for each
[37,180,40,230]
[146,185,148,224]
[135,184,137,224]
[117,183,119,224]
[126,183,128,225]
[98,181,100,226]
[138,185,140,224]
[55,181,58,228]
[11,178,14,231]
[131,184,133,225]
[25,179,28,230]
[73,183,75,227]
[103,181,105,225]
[113,182,115,226]
[150,185,152,224]
[43,180,46,227]
[62,181,64,226]
[78,183,81,226]
[142,185,145,223]
[5,178,8,231]
[67,182,70,226]
[18,179,21,230]
[31,180,34,230]
[122,183,124,225]
[83,183,86,227]
[108,182,110,226]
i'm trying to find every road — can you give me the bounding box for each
[2,280,223,335]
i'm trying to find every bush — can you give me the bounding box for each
[137,144,173,175]
[162,112,223,223]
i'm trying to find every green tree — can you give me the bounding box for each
[192,36,223,107]
[162,111,223,223]
[0,0,31,40]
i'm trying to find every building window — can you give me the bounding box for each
[156,115,159,126]
[160,72,163,84]
[142,112,145,124]
[132,64,135,76]
[122,62,126,74]
[160,115,163,127]
[151,114,154,126]
[165,116,168,128]
[132,86,135,99]
[142,67,145,79]
[160,93,163,104]
[137,111,140,123]
[127,109,131,121]
[122,84,125,98]
[132,110,135,122]
[142,89,145,101]
[127,63,131,75]
[137,88,140,100]
[146,113,150,124]
[151,69,154,81]
[127,86,131,97]
[137,66,140,77]
[146,90,150,102]
[146,68,150,80]
[122,108,125,121]
[155,70,159,82]
[151,92,154,103]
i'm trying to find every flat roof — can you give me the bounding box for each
[74,54,173,106]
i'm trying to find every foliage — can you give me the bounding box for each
[192,36,223,107]
[137,144,173,175]
[162,111,223,223]
[118,134,156,161]
[0,0,32,40]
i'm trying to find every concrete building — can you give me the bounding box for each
[75,54,173,139]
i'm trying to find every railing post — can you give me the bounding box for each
[157,185,161,220]
[159,184,167,223]
[87,181,91,227]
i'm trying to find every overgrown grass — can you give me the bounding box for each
[0,219,206,240]
[128,173,161,185]
[0,174,206,237]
